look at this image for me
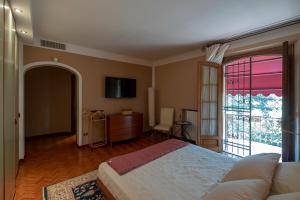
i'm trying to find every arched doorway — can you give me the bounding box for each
[19,61,83,159]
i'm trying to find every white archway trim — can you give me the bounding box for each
[19,61,83,159]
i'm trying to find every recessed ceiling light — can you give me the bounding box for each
[14,8,23,13]
[20,30,27,34]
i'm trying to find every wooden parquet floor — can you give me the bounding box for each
[14,132,167,200]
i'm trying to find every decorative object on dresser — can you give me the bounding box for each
[121,109,133,115]
[107,112,143,146]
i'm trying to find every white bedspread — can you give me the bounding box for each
[98,144,237,200]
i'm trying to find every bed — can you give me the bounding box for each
[97,142,237,200]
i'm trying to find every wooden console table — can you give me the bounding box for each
[107,112,143,146]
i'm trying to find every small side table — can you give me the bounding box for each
[174,120,192,140]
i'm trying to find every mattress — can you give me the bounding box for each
[97,144,237,200]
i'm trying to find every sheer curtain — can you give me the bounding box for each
[206,44,230,64]
[201,65,218,136]
[198,44,229,147]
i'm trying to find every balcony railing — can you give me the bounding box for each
[224,114,282,157]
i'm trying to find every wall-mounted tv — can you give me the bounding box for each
[105,77,136,98]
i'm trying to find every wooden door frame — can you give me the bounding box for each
[71,74,77,135]
[197,61,223,152]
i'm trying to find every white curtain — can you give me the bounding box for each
[206,43,230,64]
[201,43,229,136]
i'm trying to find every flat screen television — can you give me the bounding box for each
[105,77,136,98]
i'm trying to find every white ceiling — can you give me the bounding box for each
[10,0,33,42]
[19,0,300,61]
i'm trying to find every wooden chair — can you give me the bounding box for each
[153,107,174,138]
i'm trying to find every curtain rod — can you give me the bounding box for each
[203,16,300,49]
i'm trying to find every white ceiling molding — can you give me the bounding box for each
[228,23,300,52]
[154,23,300,67]
[9,0,33,42]
[26,37,153,67]
[153,48,205,66]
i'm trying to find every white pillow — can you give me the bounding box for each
[202,179,269,200]
[272,162,300,194]
[222,153,281,185]
[267,192,300,200]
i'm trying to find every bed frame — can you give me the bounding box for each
[97,178,117,200]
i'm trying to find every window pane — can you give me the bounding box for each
[210,120,217,136]
[202,85,209,101]
[210,103,217,119]
[202,66,209,84]
[202,102,209,118]
[210,85,217,101]
[210,67,218,84]
[201,120,209,135]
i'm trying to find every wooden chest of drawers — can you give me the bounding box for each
[107,112,143,146]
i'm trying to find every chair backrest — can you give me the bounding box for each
[160,107,174,126]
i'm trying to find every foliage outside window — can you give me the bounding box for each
[226,94,282,147]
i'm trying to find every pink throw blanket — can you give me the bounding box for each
[107,139,189,175]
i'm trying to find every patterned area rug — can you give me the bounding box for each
[43,170,106,200]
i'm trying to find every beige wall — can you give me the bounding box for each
[25,67,72,137]
[155,35,300,143]
[23,45,152,130]
[155,35,300,123]
[155,56,204,121]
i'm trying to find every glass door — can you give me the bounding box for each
[223,55,283,157]
[198,62,221,152]
[224,58,252,157]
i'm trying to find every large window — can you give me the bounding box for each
[223,55,283,157]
